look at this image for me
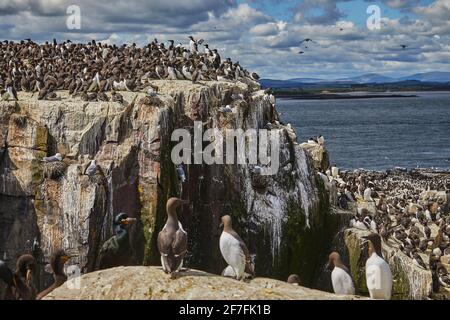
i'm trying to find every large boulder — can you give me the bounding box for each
[299,142,329,172]
[45,266,365,300]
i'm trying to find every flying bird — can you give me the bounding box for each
[300,38,316,44]
[400,44,407,50]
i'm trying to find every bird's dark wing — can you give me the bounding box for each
[228,230,253,274]
[0,260,14,286]
[157,228,174,255]
[227,230,249,256]
[172,229,187,257]
[97,236,119,270]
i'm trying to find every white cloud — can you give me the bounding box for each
[250,23,280,36]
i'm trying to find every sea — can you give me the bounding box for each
[277,91,450,171]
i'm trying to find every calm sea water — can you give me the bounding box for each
[277,92,450,170]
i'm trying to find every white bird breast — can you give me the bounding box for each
[331,267,355,295]
[366,264,382,290]
[220,232,245,273]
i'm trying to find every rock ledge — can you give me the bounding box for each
[45,266,365,300]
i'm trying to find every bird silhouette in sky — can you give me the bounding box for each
[300,38,317,45]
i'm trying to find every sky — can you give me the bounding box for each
[0,0,449,79]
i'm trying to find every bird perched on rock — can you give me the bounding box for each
[423,222,431,240]
[363,233,392,300]
[317,135,325,145]
[1,255,37,300]
[97,213,137,270]
[4,79,18,101]
[364,187,374,201]
[147,84,159,97]
[36,250,71,299]
[157,197,189,278]
[42,153,63,162]
[338,194,349,210]
[287,274,300,285]
[250,165,263,175]
[436,263,450,288]
[111,90,123,104]
[219,215,255,281]
[412,252,427,269]
[85,160,97,176]
[352,217,368,230]
[251,72,260,81]
[220,105,233,113]
[327,252,355,295]
[176,164,187,183]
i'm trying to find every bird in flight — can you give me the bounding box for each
[300,38,316,45]
[298,51,304,54]
[400,44,407,50]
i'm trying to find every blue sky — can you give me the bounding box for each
[242,0,436,23]
[0,0,449,79]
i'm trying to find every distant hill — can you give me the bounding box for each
[260,72,450,89]
[398,72,450,83]
[338,73,397,84]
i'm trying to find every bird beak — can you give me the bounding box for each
[122,218,137,225]
[26,269,32,283]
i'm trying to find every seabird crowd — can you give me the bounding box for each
[0,37,259,103]
[320,165,450,295]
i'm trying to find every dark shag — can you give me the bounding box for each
[36,250,71,300]
[96,213,137,270]
[0,254,37,300]
[0,260,15,299]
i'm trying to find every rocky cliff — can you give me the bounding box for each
[0,79,338,293]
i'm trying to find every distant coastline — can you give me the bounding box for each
[277,93,418,99]
[262,73,450,99]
